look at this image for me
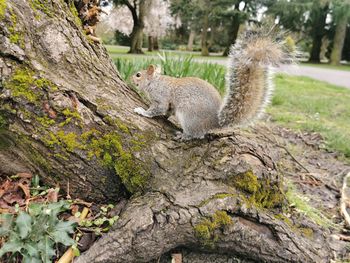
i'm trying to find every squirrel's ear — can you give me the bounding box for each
[147,64,156,76]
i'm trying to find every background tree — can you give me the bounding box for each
[144,0,173,51]
[113,0,152,53]
[266,0,330,63]
[329,0,350,65]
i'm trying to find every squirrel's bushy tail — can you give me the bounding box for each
[218,27,289,127]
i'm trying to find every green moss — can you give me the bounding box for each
[4,68,39,102]
[59,108,81,127]
[231,171,284,209]
[233,171,259,194]
[0,113,7,129]
[299,227,314,238]
[43,125,149,193]
[68,0,82,26]
[83,131,148,193]
[0,0,6,20]
[103,116,130,134]
[30,0,53,17]
[194,211,233,247]
[36,116,55,128]
[4,68,57,103]
[56,131,82,152]
[8,10,24,47]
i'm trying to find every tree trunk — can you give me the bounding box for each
[223,5,241,56]
[330,15,348,65]
[201,12,209,56]
[0,1,346,262]
[128,0,148,54]
[187,28,195,51]
[153,36,159,51]
[148,35,154,52]
[309,2,329,63]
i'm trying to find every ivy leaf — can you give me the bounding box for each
[0,240,22,257]
[22,252,42,263]
[23,241,40,258]
[28,203,43,217]
[50,229,75,246]
[50,220,75,246]
[55,220,76,233]
[37,236,55,263]
[46,200,70,217]
[0,213,14,236]
[15,212,32,239]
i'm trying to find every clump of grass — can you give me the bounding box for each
[268,74,350,159]
[286,182,338,229]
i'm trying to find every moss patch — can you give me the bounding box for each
[68,0,82,26]
[30,0,53,17]
[4,68,57,103]
[0,0,6,20]
[194,211,233,247]
[230,171,285,209]
[8,9,24,47]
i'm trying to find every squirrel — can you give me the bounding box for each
[132,28,288,140]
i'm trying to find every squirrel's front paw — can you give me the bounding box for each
[134,107,149,117]
[134,107,147,116]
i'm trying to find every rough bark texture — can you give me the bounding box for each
[0,1,346,262]
[330,15,348,65]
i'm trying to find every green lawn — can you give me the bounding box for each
[109,51,350,159]
[268,74,350,158]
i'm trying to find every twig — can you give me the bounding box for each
[340,172,350,228]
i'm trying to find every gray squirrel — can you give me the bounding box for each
[132,28,288,140]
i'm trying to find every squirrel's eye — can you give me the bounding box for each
[136,72,141,78]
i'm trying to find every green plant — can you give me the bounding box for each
[78,204,118,235]
[0,200,76,262]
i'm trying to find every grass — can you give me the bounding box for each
[286,182,338,228]
[111,51,350,159]
[268,74,350,158]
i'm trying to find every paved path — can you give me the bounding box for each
[277,65,350,89]
[195,58,350,89]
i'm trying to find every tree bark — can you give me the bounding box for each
[153,36,159,51]
[0,1,345,262]
[126,0,148,54]
[330,15,348,65]
[148,35,154,52]
[201,12,209,56]
[187,28,195,51]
